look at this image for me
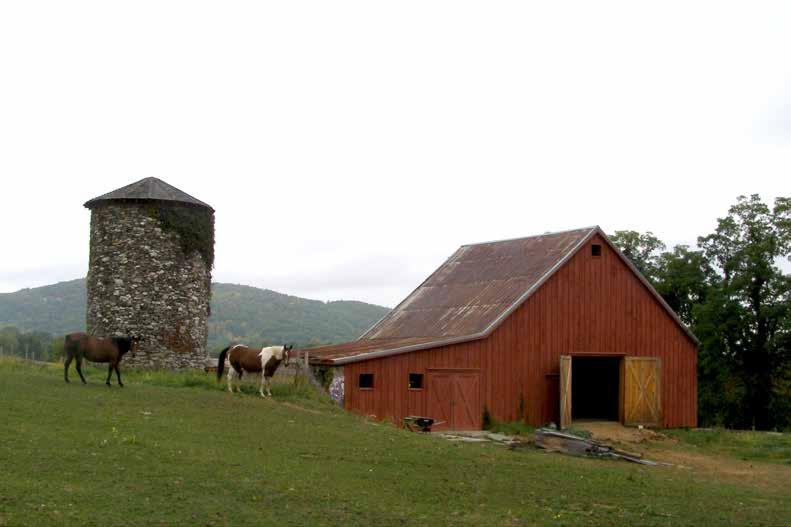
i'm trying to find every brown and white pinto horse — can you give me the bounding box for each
[216,344,292,397]
[63,332,139,387]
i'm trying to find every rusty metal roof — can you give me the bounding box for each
[84,177,213,210]
[305,226,699,365]
[299,338,436,364]
[362,227,596,340]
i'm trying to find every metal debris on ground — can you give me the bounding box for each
[403,416,443,433]
[534,428,658,465]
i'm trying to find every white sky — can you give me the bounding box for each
[1,1,789,307]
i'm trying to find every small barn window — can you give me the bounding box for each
[591,244,602,257]
[408,373,424,390]
[359,373,374,389]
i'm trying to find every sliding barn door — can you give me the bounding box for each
[622,357,662,426]
[559,355,572,429]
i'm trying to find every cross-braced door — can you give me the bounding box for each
[622,357,662,426]
[427,370,481,430]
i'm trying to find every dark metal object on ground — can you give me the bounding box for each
[403,416,440,432]
[534,428,657,465]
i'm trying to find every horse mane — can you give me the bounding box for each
[112,337,134,355]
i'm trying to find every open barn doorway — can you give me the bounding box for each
[571,356,621,421]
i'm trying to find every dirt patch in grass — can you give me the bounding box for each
[576,421,791,489]
[575,421,673,444]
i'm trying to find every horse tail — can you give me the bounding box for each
[217,346,231,381]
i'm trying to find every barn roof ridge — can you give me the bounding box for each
[459,225,600,248]
[307,226,699,365]
[84,177,213,210]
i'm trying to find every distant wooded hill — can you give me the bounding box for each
[0,278,389,352]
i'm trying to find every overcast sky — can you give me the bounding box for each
[1,2,789,307]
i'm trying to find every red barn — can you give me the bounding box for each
[307,227,698,430]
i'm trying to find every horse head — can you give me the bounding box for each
[129,335,141,357]
[283,344,293,366]
[117,334,141,357]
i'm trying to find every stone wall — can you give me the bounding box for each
[86,202,212,369]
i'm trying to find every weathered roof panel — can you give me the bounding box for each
[84,177,213,210]
[362,227,594,339]
[301,338,438,365]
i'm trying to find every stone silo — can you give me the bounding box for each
[84,177,214,369]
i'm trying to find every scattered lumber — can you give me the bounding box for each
[534,428,658,465]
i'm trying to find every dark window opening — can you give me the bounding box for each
[359,373,374,389]
[591,244,602,257]
[408,373,424,389]
[571,357,620,421]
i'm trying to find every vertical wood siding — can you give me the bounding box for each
[343,234,697,428]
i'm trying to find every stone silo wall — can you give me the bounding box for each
[86,202,212,369]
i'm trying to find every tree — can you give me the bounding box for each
[608,230,666,283]
[653,245,713,327]
[696,195,791,430]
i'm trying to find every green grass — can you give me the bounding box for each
[2,358,790,526]
[665,428,791,464]
[482,419,535,436]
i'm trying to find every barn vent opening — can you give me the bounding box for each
[571,357,620,421]
[408,373,423,389]
[591,244,602,257]
[359,373,374,389]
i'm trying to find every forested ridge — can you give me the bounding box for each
[0,280,389,355]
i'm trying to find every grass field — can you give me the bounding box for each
[1,359,790,526]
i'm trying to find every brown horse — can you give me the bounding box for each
[63,332,139,387]
[216,344,292,397]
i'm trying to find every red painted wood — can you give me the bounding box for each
[343,234,697,428]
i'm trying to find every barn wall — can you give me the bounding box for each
[343,234,697,428]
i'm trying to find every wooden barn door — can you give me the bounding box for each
[427,372,454,431]
[622,357,662,426]
[427,370,481,430]
[559,356,572,429]
[452,372,480,430]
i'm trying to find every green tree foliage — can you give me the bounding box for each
[609,230,666,282]
[653,245,713,327]
[0,326,62,362]
[611,195,791,430]
[695,195,791,430]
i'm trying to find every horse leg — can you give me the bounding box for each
[115,363,123,387]
[75,355,87,384]
[227,366,236,393]
[259,372,266,397]
[265,376,272,397]
[236,370,243,393]
[64,352,72,383]
[106,365,113,387]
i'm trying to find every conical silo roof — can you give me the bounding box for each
[84,177,213,211]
